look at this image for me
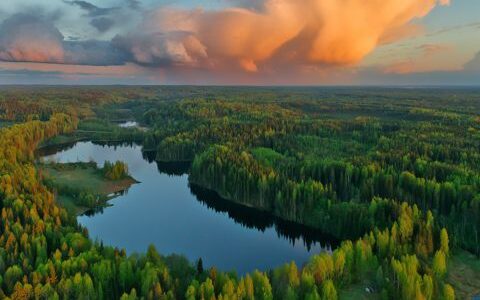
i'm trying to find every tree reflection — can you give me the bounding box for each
[189,183,338,250]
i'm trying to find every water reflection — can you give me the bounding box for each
[190,184,338,250]
[156,161,191,176]
[36,141,78,157]
[83,190,129,217]
[40,141,336,273]
[40,141,336,250]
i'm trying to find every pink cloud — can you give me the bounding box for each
[0,14,64,63]
[119,0,449,72]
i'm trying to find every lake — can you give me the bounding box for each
[40,141,335,274]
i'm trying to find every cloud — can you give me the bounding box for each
[418,43,451,56]
[383,43,455,74]
[383,61,416,75]
[113,0,449,72]
[63,0,118,17]
[0,14,126,66]
[112,31,207,67]
[64,40,127,65]
[90,17,114,32]
[226,0,266,11]
[464,51,480,71]
[379,23,425,45]
[0,14,65,63]
[126,0,141,10]
[355,65,480,86]
[0,61,153,85]
[0,0,452,80]
[0,61,143,76]
[427,21,480,37]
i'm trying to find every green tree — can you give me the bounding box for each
[432,251,447,278]
[197,258,204,275]
[442,284,455,300]
[321,280,337,300]
[440,229,449,257]
[4,265,23,294]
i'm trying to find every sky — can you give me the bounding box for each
[0,0,479,85]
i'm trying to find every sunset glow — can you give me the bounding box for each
[0,0,478,84]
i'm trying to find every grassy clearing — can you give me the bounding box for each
[42,163,133,194]
[38,134,85,148]
[338,273,380,300]
[339,285,380,300]
[40,162,137,215]
[56,194,86,215]
[447,250,480,299]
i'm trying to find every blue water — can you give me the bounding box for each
[42,141,332,274]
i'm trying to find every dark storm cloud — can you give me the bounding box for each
[64,40,127,65]
[63,0,119,17]
[0,14,127,66]
[0,14,65,63]
[126,0,141,10]
[90,17,114,32]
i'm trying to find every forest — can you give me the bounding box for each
[0,86,479,299]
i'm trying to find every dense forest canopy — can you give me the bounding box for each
[0,86,479,299]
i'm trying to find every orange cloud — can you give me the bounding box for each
[129,0,449,72]
[0,0,450,78]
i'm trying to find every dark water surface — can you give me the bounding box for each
[41,141,335,274]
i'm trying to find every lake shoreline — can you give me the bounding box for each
[189,183,339,248]
[40,140,334,274]
[188,177,344,242]
[39,160,138,216]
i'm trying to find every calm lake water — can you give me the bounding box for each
[41,141,335,274]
